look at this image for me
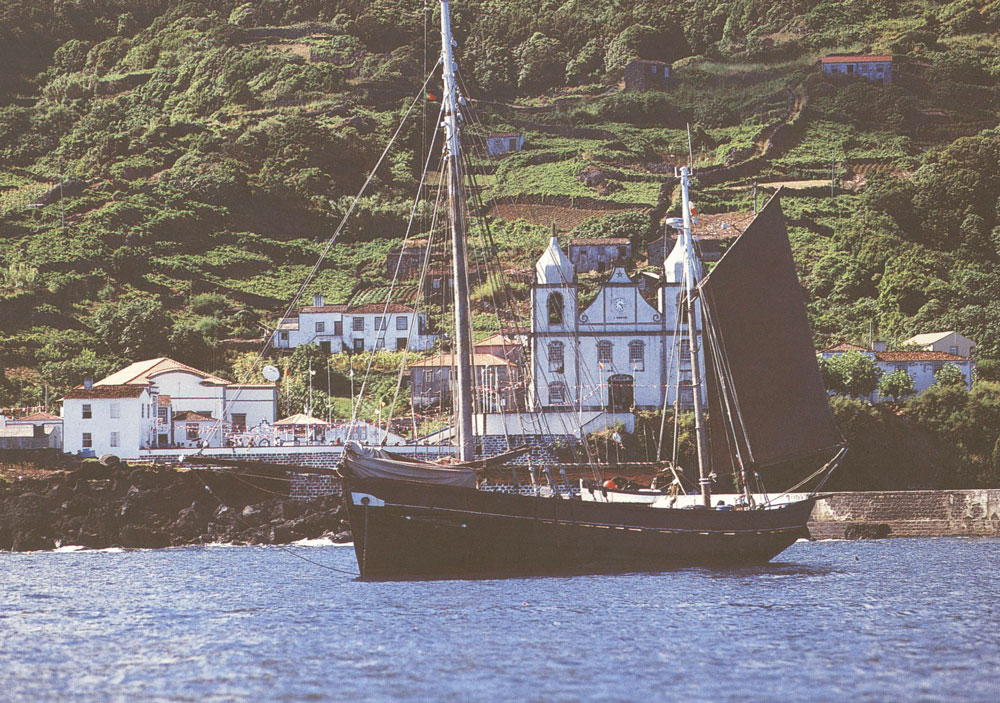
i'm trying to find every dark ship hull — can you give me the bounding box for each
[342,475,816,580]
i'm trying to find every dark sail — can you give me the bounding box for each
[700,192,840,471]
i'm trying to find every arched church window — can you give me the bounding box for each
[547,292,564,325]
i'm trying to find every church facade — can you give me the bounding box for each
[530,235,706,413]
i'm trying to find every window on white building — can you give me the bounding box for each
[82,404,92,419]
[376,338,385,349]
[354,339,364,352]
[629,340,645,371]
[949,345,959,355]
[82,432,92,448]
[110,402,120,419]
[597,340,613,364]
[110,432,119,448]
[549,381,567,404]
[548,341,564,372]
[375,317,386,330]
[186,423,199,441]
[353,317,364,332]
[280,331,288,342]
[396,316,408,330]
[315,321,325,333]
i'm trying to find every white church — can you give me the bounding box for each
[530,234,707,413]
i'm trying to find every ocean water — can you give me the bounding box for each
[2,538,999,703]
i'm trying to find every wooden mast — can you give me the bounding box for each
[679,166,712,508]
[439,0,475,461]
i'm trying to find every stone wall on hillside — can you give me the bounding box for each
[809,490,1000,539]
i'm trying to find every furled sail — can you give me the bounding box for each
[700,192,841,471]
[341,443,477,488]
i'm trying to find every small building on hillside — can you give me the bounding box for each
[819,341,974,402]
[567,238,631,274]
[624,59,672,92]
[902,331,975,358]
[273,294,436,353]
[474,332,525,366]
[384,241,429,280]
[648,211,754,266]
[0,411,63,449]
[821,55,893,84]
[409,352,522,412]
[485,132,524,157]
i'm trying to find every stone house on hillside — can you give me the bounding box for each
[821,55,893,84]
[485,132,524,156]
[624,59,671,92]
[567,238,631,274]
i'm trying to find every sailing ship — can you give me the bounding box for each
[339,0,845,580]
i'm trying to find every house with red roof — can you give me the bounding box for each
[819,337,974,401]
[821,55,893,84]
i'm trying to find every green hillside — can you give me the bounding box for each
[1,1,1000,482]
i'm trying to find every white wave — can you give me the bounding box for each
[53,545,87,553]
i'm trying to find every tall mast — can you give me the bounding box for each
[440,0,475,461]
[679,166,712,508]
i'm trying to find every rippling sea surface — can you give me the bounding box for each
[3,538,999,703]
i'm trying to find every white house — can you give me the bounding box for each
[821,55,893,84]
[819,341,974,401]
[902,331,975,358]
[62,358,278,457]
[62,383,158,458]
[485,132,524,157]
[530,235,705,413]
[272,295,435,353]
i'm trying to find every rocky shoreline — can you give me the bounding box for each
[0,461,351,552]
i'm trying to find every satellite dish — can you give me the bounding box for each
[262,365,281,382]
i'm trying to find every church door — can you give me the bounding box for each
[608,374,634,410]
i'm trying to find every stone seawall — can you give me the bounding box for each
[809,490,1000,539]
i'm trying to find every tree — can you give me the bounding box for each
[821,351,881,398]
[934,363,966,387]
[879,368,915,403]
[515,33,566,94]
[92,294,170,359]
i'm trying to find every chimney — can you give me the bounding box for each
[83,378,93,389]
[872,341,887,352]
[313,293,324,307]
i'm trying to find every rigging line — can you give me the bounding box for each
[454,69,542,235]
[462,146,590,473]
[187,467,360,577]
[456,73,619,472]
[382,133,448,442]
[192,59,442,457]
[462,167,524,458]
[375,153,448,440]
[348,98,447,433]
